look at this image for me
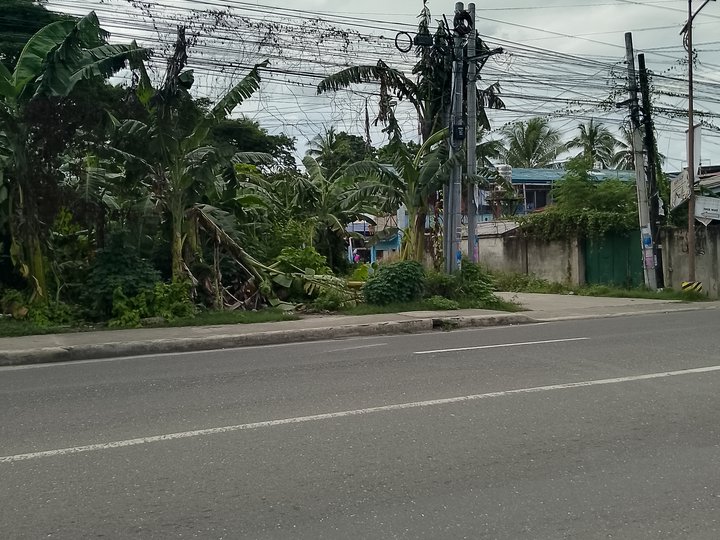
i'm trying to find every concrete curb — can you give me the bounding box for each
[0,314,536,367]
[533,304,718,323]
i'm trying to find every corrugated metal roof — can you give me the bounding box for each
[476,221,520,237]
[509,168,635,185]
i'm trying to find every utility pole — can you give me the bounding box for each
[638,53,665,288]
[466,3,478,263]
[624,32,656,290]
[446,1,465,273]
[685,0,697,281]
[682,0,716,282]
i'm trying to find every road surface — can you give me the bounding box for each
[1,311,719,538]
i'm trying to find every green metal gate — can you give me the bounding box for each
[585,232,643,288]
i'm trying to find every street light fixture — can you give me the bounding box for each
[682,0,715,282]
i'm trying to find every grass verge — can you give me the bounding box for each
[0,309,299,338]
[491,272,707,302]
[341,296,520,316]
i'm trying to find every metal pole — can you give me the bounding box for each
[625,32,656,289]
[686,0,697,281]
[466,3,478,263]
[447,2,465,273]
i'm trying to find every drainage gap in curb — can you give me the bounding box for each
[433,319,459,331]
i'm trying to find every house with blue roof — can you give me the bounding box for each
[500,167,636,215]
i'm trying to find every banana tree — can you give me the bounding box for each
[345,130,469,262]
[0,12,148,301]
[317,1,504,143]
[301,155,383,269]
[111,28,269,280]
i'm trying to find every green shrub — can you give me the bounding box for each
[426,295,460,310]
[83,241,160,318]
[28,301,81,326]
[363,261,425,305]
[424,271,460,298]
[273,247,332,275]
[1,288,27,318]
[457,262,496,304]
[349,263,372,282]
[423,263,496,306]
[312,287,357,311]
[151,281,196,320]
[109,281,195,327]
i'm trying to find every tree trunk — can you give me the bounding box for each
[183,211,201,267]
[170,200,185,280]
[10,183,48,303]
[412,211,426,263]
[402,210,426,263]
[27,232,47,302]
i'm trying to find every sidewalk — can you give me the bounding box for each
[1,293,716,366]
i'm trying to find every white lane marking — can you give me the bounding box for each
[414,337,589,355]
[326,343,388,353]
[2,363,720,464]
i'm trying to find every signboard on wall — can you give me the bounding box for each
[695,195,720,221]
[671,170,691,210]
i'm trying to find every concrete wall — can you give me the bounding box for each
[662,226,720,298]
[463,233,585,286]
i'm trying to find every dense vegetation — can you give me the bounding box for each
[0,2,650,335]
[518,156,638,239]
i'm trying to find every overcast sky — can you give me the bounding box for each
[48,0,720,170]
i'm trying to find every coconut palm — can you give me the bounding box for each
[476,127,504,168]
[499,117,565,168]
[0,12,147,301]
[567,118,620,169]
[306,127,340,171]
[612,123,634,170]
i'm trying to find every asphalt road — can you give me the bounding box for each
[1,311,719,539]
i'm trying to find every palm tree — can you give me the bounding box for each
[476,127,504,168]
[567,118,620,169]
[612,123,634,170]
[0,12,147,301]
[499,117,565,168]
[307,127,338,166]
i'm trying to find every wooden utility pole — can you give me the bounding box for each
[624,32,657,290]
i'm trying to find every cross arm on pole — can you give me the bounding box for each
[681,0,715,35]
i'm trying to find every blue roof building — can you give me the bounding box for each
[506,167,635,214]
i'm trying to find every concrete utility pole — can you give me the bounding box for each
[446,1,466,274]
[682,0,714,281]
[638,53,665,289]
[624,32,657,290]
[466,3,478,263]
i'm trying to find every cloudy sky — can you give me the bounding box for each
[48,0,720,170]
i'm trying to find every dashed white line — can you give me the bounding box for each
[2,363,720,464]
[326,343,388,353]
[414,337,589,355]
